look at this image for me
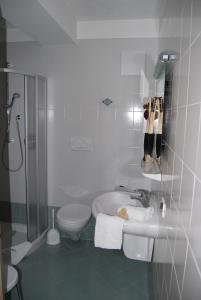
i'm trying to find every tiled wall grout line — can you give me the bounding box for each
[170,151,176,200]
[180,232,190,295]
[167,140,201,184]
[190,0,201,49]
[164,277,171,300]
[188,242,201,280]
[188,173,196,230]
[175,102,201,109]
[190,29,201,48]
[194,103,201,172]
[173,264,182,298]
[167,235,176,273]
[169,25,182,194]
[171,180,201,291]
[154,1,201,298]
[195,173,201,185]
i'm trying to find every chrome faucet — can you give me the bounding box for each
[115,186,150,207]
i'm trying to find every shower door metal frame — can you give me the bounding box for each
[24,74,38,242]
[35,75,48,238]
[0,68,48,242]
[25,74,48,242]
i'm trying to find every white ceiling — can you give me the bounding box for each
[66,0,162,21]
[3,0,166,43]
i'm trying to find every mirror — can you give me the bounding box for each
[142,52,178,180]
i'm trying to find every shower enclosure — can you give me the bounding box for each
[0,68,48,262]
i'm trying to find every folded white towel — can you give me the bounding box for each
[117,206,154,221]
[94,213,124,250]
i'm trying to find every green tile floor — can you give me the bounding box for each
[10,239,155,300]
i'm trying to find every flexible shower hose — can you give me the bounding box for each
[1,115,24,172]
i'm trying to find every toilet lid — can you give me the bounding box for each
[57,204,91,224]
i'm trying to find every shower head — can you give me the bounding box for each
[8,92,21,108]
[12,92,20,99]
[12,92,21,101]
[5,92,21,128]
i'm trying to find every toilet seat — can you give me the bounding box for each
[57,204,91,227]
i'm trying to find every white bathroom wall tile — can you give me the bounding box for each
[163,240,174,295]
[52,104,68,126]
[168,146,175,176]
[119,75,141,95]
[173,226,188,292]
[127,176,151,191]
[189,178,201,271]
[133,111,144,131]
[116,110,134,129]
[153,237,168,264]
[191,0,201,44]
[118,164,142,179]
[117,94,144,112]
[80,103,99,123]
[128,130,143,148]
[133,100,144,112]
[163,113,171,147]
[188,35,201,104]
[118,148,141,166]
[116,96,134,112]
[115,164,151,191]
[178,51,190,107]
[183,104,200,172]
[172,62,181,109]
[168,108,177,151]
[116,129,141,150]
[159,8,182,54]
[160,146,169,175]
[166,208,179,258]
[161,282,169,300]
[159,17,171,40]
[172,156,182,207]
[169,267,181,300]
[175,107,187,159]
[179,164,194,232]
[180,0,192,58]
[195,110,201,180]
[68,101,82,122]
[148,78,157,98]
[99,107,117,131]
[152,239,168,299]
[182,246,201,300]
[162,147,174,202]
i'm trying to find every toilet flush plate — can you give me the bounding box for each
[70,136,93,151]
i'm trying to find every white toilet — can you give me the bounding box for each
[56,203,91,240]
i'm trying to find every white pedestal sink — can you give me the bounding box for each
[92,191,160,261]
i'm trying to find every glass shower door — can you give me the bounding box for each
[25,75,48,242]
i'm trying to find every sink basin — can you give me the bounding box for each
[92,191,142,218]
[92,191,160,238]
